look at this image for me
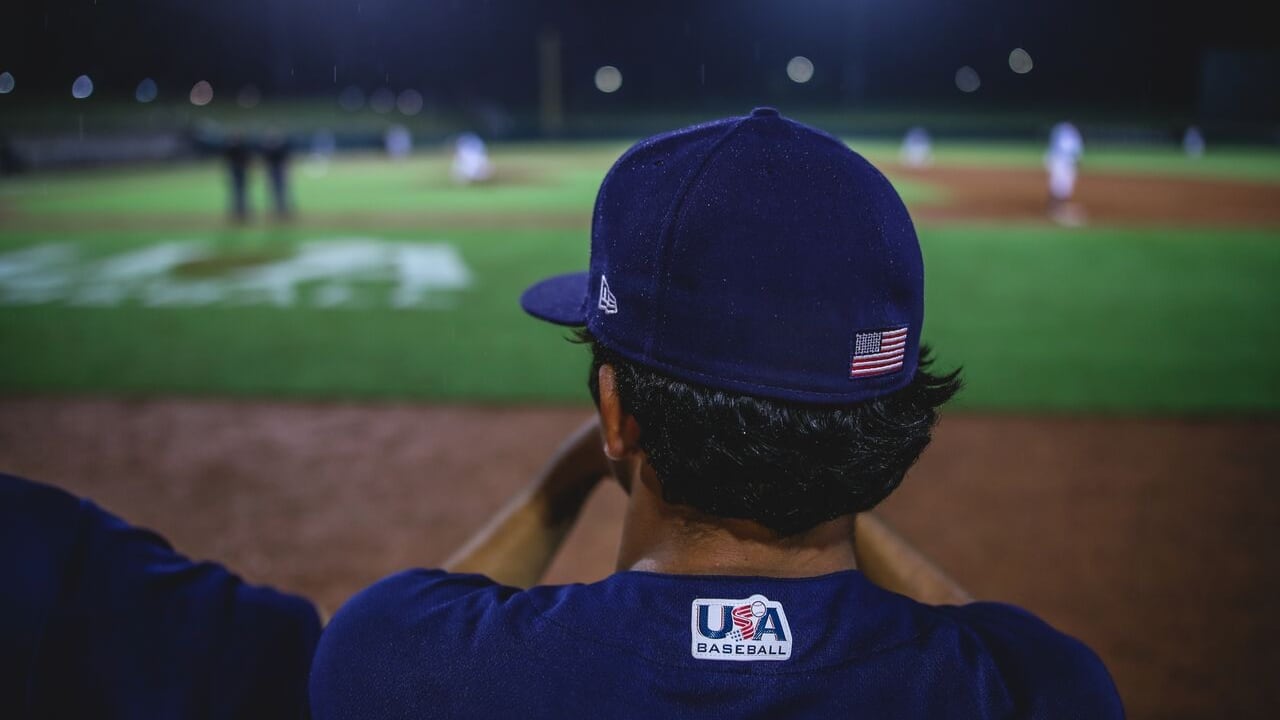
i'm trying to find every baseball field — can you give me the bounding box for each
[2,138,1278,718]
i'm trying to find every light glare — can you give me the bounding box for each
[396,89,424,116]
[954,66,981,93]
[71,74,94,99]
[594,66,623,93]
[1009,48,1034,74]
[135,78,158,103]
[189,80,214,106]
[786,56,814,84]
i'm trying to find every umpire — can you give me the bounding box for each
[310,108,1124,718]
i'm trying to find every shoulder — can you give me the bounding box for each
[0,473,85,691]
[1,474,291,623]
[310,570,529,719]
[320,569,524,637]
[935,602,1124,719]
[0,473,321,718]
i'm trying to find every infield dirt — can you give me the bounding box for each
[900,164,1280,226]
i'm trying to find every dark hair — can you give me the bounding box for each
[577,330,962,537]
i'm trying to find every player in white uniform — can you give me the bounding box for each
[384,124,412,160]
[451,132,494,185]
[1044,122,1084,225]
[1183,126,1205,158]
[900,127,933,168]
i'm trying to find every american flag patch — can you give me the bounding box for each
[850,327,908,378]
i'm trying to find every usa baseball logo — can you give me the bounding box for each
[690,594,792,661]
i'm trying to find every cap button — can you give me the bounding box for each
[750,106,780,118]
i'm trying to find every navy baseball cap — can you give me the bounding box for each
[520,107,924,404]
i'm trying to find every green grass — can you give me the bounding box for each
[1,144,1278,412]
[923,225,1280,413]
[0,226,592,402]
[0,226,586,399]
[1,147,944,217]
[2,149,616,216]
[2,224,1276,412]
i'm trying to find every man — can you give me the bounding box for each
[223,132,253,222]
[1183,125,1205,158]
[900,125,933,168]
[384,124,412,160]
[1044,121,1084,225]
[450,132,494,185]
[310,108,1123,718]
[261,131,294,218]
[0,474,320,718]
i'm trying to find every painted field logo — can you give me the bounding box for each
[690,594,792,661]
[0,238,471,311]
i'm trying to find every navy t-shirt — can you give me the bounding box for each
[311,568,1123,719]
[0,474,321,719]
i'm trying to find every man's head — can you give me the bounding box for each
[581,329,959,536]
[521,108,959,538]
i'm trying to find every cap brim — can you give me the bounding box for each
[520,271,589,326]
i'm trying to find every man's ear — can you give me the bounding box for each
[597,364,641,461]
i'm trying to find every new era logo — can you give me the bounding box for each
[598,275,618,314]
[691,594,792,661]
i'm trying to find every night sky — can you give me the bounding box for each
[1,0,1275,116]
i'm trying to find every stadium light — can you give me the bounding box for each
[135,78,158,103]
[954,66,980,93]
[0,71,14,94]
[786,56,814,84]
[1009,48,1034,74]
[71,75,94,99]
[594,66,622,93]
[397,89,424,116]
[189,80,214,106]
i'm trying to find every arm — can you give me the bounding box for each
[444,417,610,588]
[0,474,321,718]
[853,512,973,605]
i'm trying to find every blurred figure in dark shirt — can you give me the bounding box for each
[224,133,252,222]
[261,132,293,219]
[0,474,321,719]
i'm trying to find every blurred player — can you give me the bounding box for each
[0,133,21,175]
[0,474,320,717]
[260,132,293,218]
[307,129,337,177]
[384,124,412,160]
[223,132,252,222]
[450,132,494,185]
[1183,126,1205,158]
[1044,121,1084,226]
[899,126,933,168]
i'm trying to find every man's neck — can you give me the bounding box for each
[615,472,858,578]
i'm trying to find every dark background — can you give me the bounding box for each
[2,0,1277,122]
